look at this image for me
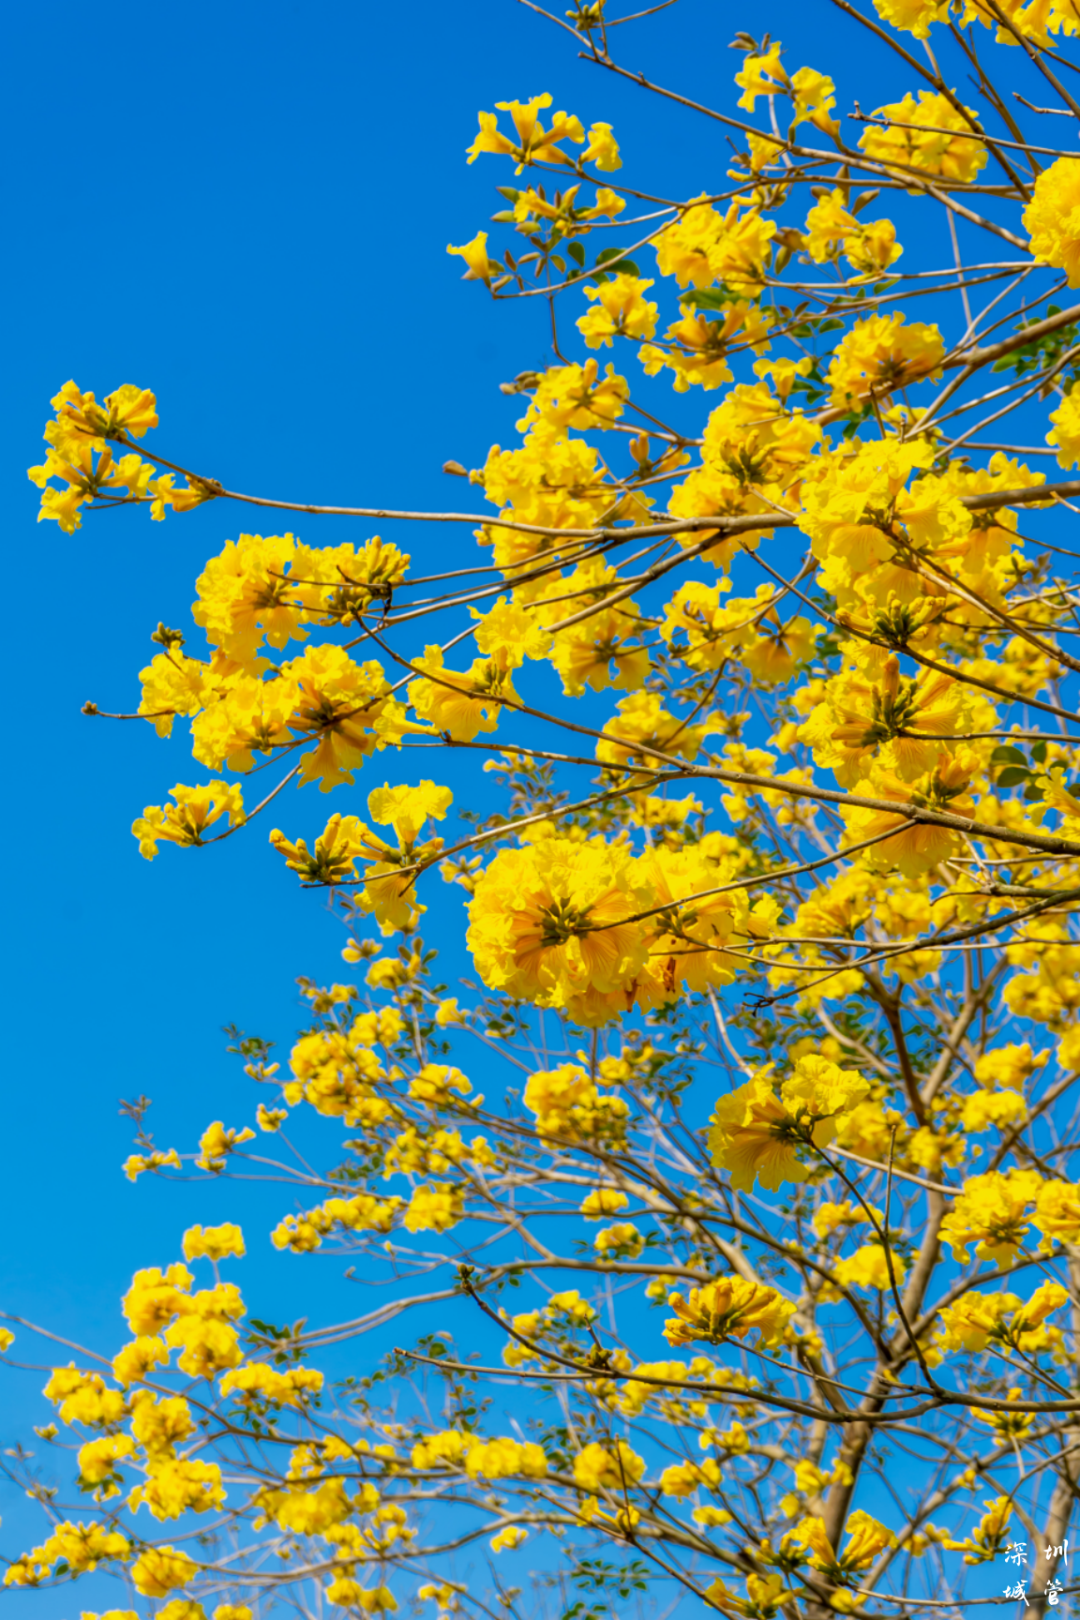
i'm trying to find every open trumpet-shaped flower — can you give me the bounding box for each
[708,1057,870,1191]
[663,1275,795,1349]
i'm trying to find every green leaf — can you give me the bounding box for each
[990,745,1028,766]
[683,288,734,313]
[996,765,1033,788]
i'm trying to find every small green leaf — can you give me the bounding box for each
[683,288,734,313]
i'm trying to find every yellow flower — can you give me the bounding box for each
[53,380,159,441]
[804,190,904,278]
[663,1275,795,1348]
[191,532,306,661]
[409,644,518,740]
[827,313,944,408]
[789,65,837,128]
[837,1510,898,1571]
[464,1437,548,1480]
[580,1187,630,1219]
[800,648,970,788]
[131,1546,199,1598]
[121,1263,194,1336]
[137,649,214,739]
[654,197,777,293]
[409,1063,472,1107]
[735,43,786,111]
[1047,386,1080,465]
[869,0,948,36]
[132,781,245,860]
[1025,157,1080,285]
[939,1168,1043,1264]
[466,94,585,172]
[196,1120,256,1172]
[791,1509,896,1574]
[839,754,978,880]
[128,1456,226,1521]
[1033,1180,1080,1249]
[582,122,621,170]
[703,1573,789,1617]
[859,91,987,184]
[594,1221,643,1259]
[272,1191,401,1252]
[77,1435,135,1496]
[467,835,655,1025]
[940,1496,1013,1564]
[974,1387,1035,1444]
[219,1364,324,1408]
[43,1365,126,1427]
[182,1223,245,1261]
[708,1057,869,1192]
[447,231,496,285]
[572,1439,646,1491]
[403,1182,464,1233]
[633,842,751,998]
[659,1458,722,1498]
[412,1429,477,1470]
[523,1064,629,1142]
[814,1199,881,1240]
[490,1525,529,1551]
[974,1042,1047,1090]
[577,275,658,348]
[4,1523,131,1588]
[129,1391,195,1453]
[283,644,412,791]
[112,1337,169,1388]
[834,1242,905,1292]
[514,359,629,433]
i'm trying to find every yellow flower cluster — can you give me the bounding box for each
[121,1263,245,1378]
[858,91,987,184]
[467,831,760,1025]
[708,1056,870,1191]
[411,1431,548,1479]
[803,188,903,278]
[25,20,1080,1617]
[272,1191,402,1252]
[1025,157,1080,285]
[663,1276,796,1349]
[826,313,944,408]
[939,1170,1080,1264]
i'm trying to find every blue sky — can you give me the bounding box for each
[0,0,1026,1604]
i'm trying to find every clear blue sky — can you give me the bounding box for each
[0,0,990,1601]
